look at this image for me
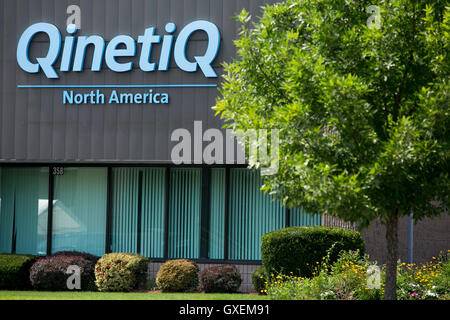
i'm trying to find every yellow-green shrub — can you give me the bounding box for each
[156,259,199,292]
[94,253,148,292]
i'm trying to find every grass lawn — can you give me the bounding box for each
[0,290,270,300]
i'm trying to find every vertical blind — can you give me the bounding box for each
[141,168,165,258]
[110,168,140,253]
[0,167,48,255]
[1,166,322,260]
[209,168,225,259]
[228,168,286,260]
[290,207,322,226]
[168,168,202,259]
[110,167,166,257]
[52,167,107,256]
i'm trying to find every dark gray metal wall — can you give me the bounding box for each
[0,0,279,163]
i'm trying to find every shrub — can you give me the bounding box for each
[30,251,99,291]
[252,266,268,294]
[52,251,99,263]
[199,265,242,293]
[156,259,199,292]
[261,226,365,277]
[0,254,37,290]
[94,253,149,292]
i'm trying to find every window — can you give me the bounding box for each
[228,169,286,260]
[0,165,320,261]
[110,168,140,253]
[140,168,166,258]
[110,167,165,258]
[289,207,322,226]
[209,168,225,259]
[52,167,107,256]
[109,167,319,261]
[168,168,202,259]
[110,167,225,260]
[0,167,48,255]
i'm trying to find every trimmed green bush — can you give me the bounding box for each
[30,252,99,291]
[94,253,149,292]
[261,226,365,278]
[0,254,37,290]
[199,265,242,293]
[156,259,199,292]
[251,266,268,294]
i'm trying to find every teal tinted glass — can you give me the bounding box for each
[52,167,107,256]
[0,167,48,255]
[228,169,285,260]
[110,167,165,257]
[209,168,225,259]
[141,168,165,258]
[289,207,322,226]
[168,168,202,259]
[111,168,140,253]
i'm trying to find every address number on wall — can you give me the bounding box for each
[52,167,64,176]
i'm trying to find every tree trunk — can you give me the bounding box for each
[384,215,399,300]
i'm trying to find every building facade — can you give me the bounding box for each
[0,0,448,292]
[0,0,312,290]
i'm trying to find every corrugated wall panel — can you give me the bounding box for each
[0,0,280,164]
[228,169,285,260]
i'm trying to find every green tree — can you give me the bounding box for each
[215,0,449,300]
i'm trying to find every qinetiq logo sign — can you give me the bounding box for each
[16,20,220,78]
